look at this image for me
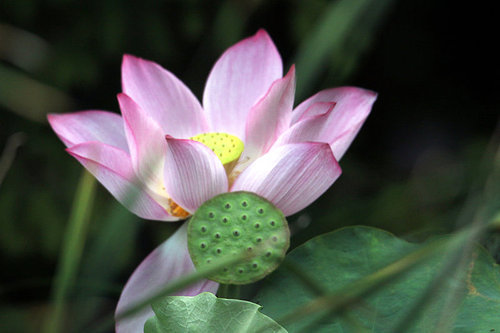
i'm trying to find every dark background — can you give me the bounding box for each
[0,0,498,332]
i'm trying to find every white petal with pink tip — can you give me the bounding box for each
[121,55,208,138]
[67,142,174,221]
[244,66,296,162]
[232,142,341,216]
[273,102,335,147]
[164,137,228,214]
[203,30,283,139]
[291,87,377,160]
[119,93,167,189]
[48,111,128,151]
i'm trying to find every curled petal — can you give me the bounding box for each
[244,66,296,161]
[164,137,228,213]
[121,55,208,138]
[273,102,336,147]
[115,223,219,333]
[48,111,128,151]
[290,87,377,159]
[67,141,175,221]
[232,142,341,216]
[118,93,167,187]
[203,29,283,139]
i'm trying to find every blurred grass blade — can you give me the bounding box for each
[294,0,395,100]
[274,224,480,328]
[0,64,73,122]
[74,204,140,331]
[391,136,500,332]
[43,171,96,333]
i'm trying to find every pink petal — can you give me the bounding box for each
[203,29,283,139]
[164,137,228,213]
[121,55,208,138]
[291,87,377,160]
[244,66,296,161]
[118,93,167,186]
[115,223,219,333]
[231,142,341,216]
[273,102,336,146]
[67,141,176,221]
[47,111,128,151]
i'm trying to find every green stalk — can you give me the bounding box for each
[43,171,96,333]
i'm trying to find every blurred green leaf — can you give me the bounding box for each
[144,292,286,333]
[254,226,500,332]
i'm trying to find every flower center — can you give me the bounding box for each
[190,132,244,174]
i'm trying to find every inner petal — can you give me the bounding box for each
[165,132,244,219]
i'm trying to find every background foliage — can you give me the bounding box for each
[0,0,498,332]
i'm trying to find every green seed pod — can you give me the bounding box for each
[187,191,290,284]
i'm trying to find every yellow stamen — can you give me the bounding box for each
[190,132,244,174]
[167,198,190,219]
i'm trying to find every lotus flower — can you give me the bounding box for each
[48,29,376,332]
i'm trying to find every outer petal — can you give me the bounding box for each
[164,137,228,213]
[203,29,283,139]
[121,55,208,138]
[115,223,219,333]
[118,93,167,187]
[231,142,341,216]
[291,87,377,160]
[243,66,296,162]
[67,141,175,221]
[47,111,128,151]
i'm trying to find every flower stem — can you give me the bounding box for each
[217,284,240,299]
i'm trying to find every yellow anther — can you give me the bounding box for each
[190,132,244,174]
[167,198,190,219]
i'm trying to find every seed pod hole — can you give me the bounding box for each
[187,191,290,285]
